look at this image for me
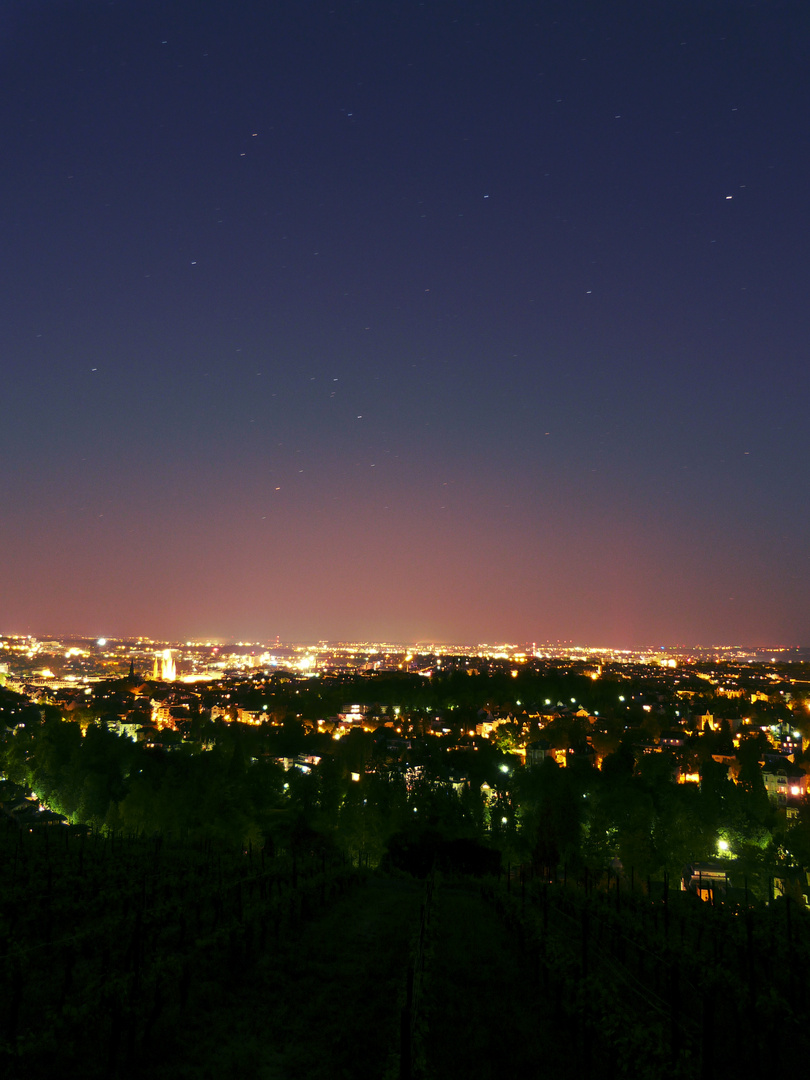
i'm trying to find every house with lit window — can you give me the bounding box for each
[761,757,808,808]
[681,861,732,901]
[772,722,803,758]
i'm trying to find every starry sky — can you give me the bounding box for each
[2,0,809,648]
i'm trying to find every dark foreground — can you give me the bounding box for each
[2,826,808,1080]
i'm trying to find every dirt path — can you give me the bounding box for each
[151,875,566,1080]
[422,883,566,1080]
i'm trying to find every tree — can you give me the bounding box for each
[517,759,584,873]
[736,734,770,825]
[786,802,810,872]
[600,740,635,781]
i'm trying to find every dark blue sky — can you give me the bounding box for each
[2,0,809,647]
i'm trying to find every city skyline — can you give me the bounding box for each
[3,2,809,647]
[3,629,806,664]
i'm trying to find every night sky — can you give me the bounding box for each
[2,1,809,647]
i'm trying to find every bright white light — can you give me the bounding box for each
[97,638,107,647]
[718,839,729,852]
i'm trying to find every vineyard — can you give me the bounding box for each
[0,821,377,1079]
[2,820,808,1080]
[482,867,810,1077]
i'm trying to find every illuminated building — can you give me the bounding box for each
[152,649,176,681]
